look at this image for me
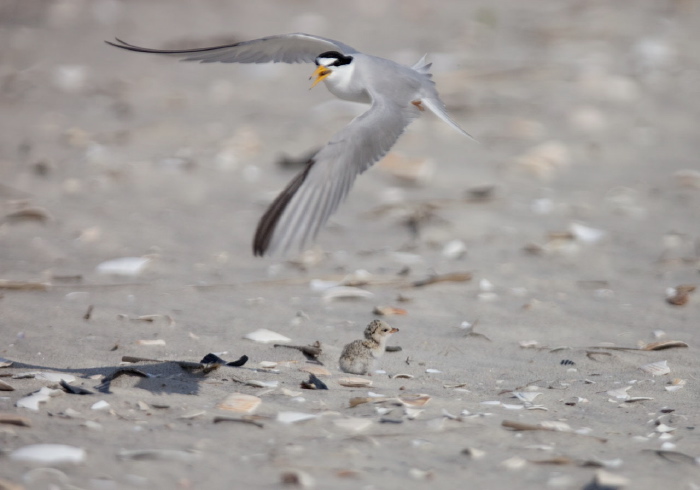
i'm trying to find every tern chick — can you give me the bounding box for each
[339,320,399,375]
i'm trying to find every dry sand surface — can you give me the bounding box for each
[1,1,700,488]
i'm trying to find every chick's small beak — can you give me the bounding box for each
[310,65,331,89]
[390,328,399,333]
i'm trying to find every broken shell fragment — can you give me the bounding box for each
[277,411,317,424]
[666,285,695,306]
[391,374,414,380]
[244,329,291,344]
[16,387,62,411]
[399,394,432,407]
[333,417,373,433]
[338,377,373,387]
[217,393,261,414]
[372,305,407,316]
[640,360,670,376]
[298,365,331,377]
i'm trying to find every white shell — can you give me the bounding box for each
[321,286,374,302]
[640,360,671,376]
[569,223,606,243]
[513,392,542,403]
[243,329,291,344]
[333,417,373,433]
[217,393,261,414]
[442,239,467,259]
[10,444,86,465]
[136,339,166,346]
[276,411,317,424]
[245,380,279,388]
[16,387,61,411]
[425,369,442,374]
[391,374,414,380]
[606,386,632,400]
[655,423,676,433]
[338,377,373,387]
[96,257,150,276]
[91,400,110,411]
[399,394,432,407]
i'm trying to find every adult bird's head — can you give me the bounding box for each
[310,50,354,88]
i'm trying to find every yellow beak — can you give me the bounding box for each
[310,65,331,89]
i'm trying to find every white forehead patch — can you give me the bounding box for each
[316,57,337,67]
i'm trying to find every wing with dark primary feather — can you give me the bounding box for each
[105,33,357,64]
[253,97,419,256]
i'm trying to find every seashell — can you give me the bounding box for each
[0,413,31,427]
[399,394,431,407]
[404,408,424,420]
[367,391,386,398]
[91,400,110,411]
[117,449,201,462]
[666,285,695,306]
[640,360,670,376]
[277,411,317,424]
[0,379,14,391]
[372,305,407,316]
[642,340,689,351]
[539,421,571,432]
[333,417,373,433]
[501,456,527,470]
[282,388,302,397]
[502,404,524,410]
[592,470,629,488]
[280,469,315,488]
[16,387,61,411]
[519,340,540,348]
[245,380,279,388]
[244,329,291,344]
[298,365,331,377]
[425,369,442,374]
[96,257,150,276]
[391,374,414,380]
[512,392,542,403]
[217,393,261,414]
[10,444,86,465]
[442,239,467,259]
[259,361,278,369]
[309,279,340,291]
[322,286,374,302]
[338,377,373,387]
[656,423,676,433]
[606,386,632,400]
[569,223,605,244]
[136,339,166,346]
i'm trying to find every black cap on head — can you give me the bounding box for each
[315,51,353,66]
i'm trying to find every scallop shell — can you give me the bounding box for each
[338,377,373,387]
[243,329,291,344]
[398,394,432,407]
[333,417,373,433]
[298,365,331,377]
[640,360,671,376]
[217,393,261,414]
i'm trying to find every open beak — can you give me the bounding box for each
[310,65,331,89]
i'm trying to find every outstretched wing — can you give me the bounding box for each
[253,97,419,256]
[105,33,357,64]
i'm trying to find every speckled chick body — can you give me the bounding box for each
[339,320,399,375]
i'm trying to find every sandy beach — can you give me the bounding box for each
[1,1,699,488]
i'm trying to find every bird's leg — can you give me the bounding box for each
[411,100,425,111]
